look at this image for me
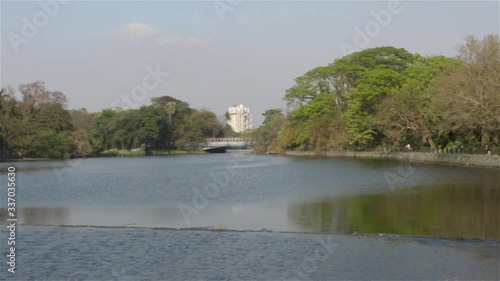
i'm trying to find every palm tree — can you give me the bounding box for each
[164,101,176,124]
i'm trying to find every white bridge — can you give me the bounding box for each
[205,137,253,148]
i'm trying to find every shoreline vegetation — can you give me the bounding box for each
[1,35,498,162]
[283,150,500,168]
[0,149,205,161]
[251,35,499,161]
[2,149,498,169]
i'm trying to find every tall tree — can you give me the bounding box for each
[91,109,116,154]
[341,47,415,145]
[0,87,17,156]
[253,109,286,153]
[67,109,93,157]
[372,55,457,149]
[12,81,72,158]
[432,35,500,146]
[164,101,176,124]
[138,105,164,148]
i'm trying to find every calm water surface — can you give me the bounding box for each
[0,154,499,280]
[1,154,498,239]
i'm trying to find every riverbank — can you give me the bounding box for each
[0,150,206,161]
[283,150,500,168]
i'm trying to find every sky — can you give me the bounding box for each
[1,1,499,126]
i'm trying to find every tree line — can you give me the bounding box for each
[253,35,499,154]
[0,83,235,159]
[1,34,498,159]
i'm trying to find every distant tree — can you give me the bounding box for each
[176,109,223,150]
[222,125,239,137]
[151,96,192,121]
[0,87,17,155]
[431,34,500,146]
[109,109,142,150]
[138,105,164,148]
[152,96,192,148]
[7,81,73,158]
[68,109,93,157]
[253,109,286,153]
[284,66,335,109]
[33,130,70,158]
[372,55,457,149]
[91,109,116,154]
[164,101,176,124]
[262,109,283,125]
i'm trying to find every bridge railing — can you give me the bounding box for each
[207,137,252,143]
[205,137,253,147]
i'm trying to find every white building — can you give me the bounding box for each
[227,104,252,133]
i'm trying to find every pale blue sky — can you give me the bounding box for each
[1,1,499,125]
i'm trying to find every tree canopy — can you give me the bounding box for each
[253,35,500,153]
[0,86,227,158]
[2,35,497,158]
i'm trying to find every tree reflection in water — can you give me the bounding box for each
[288,183,499,239]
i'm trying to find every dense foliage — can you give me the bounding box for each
[0,83,229,158]
[253,35,500,153]
[2,35,498,159]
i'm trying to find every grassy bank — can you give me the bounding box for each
[283,151,500,168]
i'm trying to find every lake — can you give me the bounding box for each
[0,154,498,280]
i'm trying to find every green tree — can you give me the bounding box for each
[372,55,456,149]
[164,101,176,124]
[91,109,116,154]
[176,109,223,150]
[68,109,93,157]
[108,109,142,150]
[138,105,164,148]
[151,96,192,148]
[0,87,17,156]
[10,81,73,158]
[253,109,286,153]
[33,130,70,158]
[341,48,415,146]
[262,109,283,125]
[284,66,335,108]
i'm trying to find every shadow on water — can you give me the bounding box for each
[288,183,499,240]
